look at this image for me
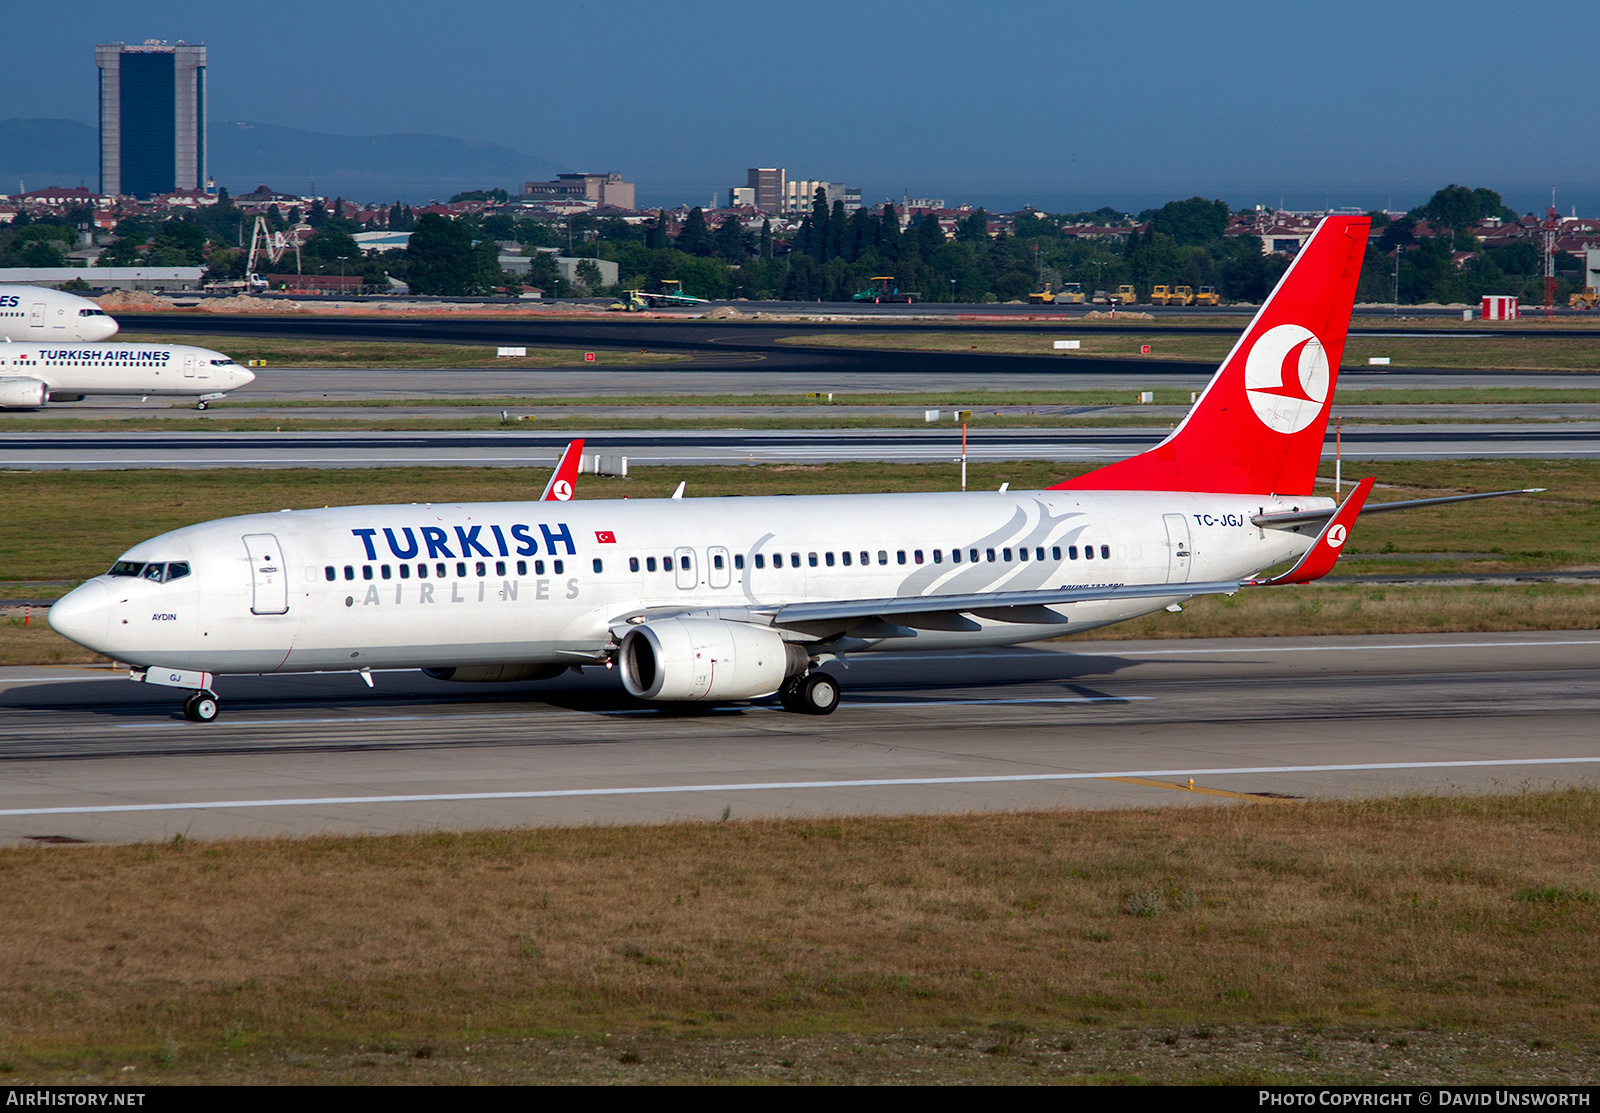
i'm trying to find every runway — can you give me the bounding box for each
[4,423,1598,469]
[1,631,1596,844]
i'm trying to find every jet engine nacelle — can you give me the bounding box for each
[0,378,49,408]
[422,664,567,683]
[618,617,807,701]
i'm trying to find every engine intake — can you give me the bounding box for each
[618,617,807,701]
[0,378,49,409]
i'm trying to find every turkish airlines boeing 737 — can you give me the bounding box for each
[47,216,1535,721]
[0,285,119,343]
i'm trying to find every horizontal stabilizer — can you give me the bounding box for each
[1253,487,1545,530]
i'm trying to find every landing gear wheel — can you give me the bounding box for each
[183,691,220,723]
[777,676,804,712]
[196,401,208,411]
[798,673,839,715]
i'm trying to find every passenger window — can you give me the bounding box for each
[1002,548,1012,562]
[629,557,640,572]
[951,549,961,564]
[1019,548,1029,562]
[647,556,657,571]
[496,561,506,576]
[1052,546,1061,560]
[553,560,564,574]
[381,565,392,579]
[1101,544,1111,560]
[734,554,744,570]
[896,551,906,565]
[1084,545,1094,560]
[475,561,486,577]
[824,552,834,567]
[534,560,545,575]
[859,551,868,566]
[1036,547,1045,561]
[399,564,411,579]
[517,561,526,575]
[1069,546,1078,560]
[344,565,355,580]
[913,550,923,564]
[456,562,467,577]
[593,558,603,574]
[790,552,800,567]
[841,551,852,566]
[713,553,724,569]
[417,563,429,579]
[808,552,818,568]
[754,554,764,569]
[436,563,447,578]
[363,565,374,581]
[772,553,782,568]
[324,566,336,582]
[933,549,942,563]
[970,549,979,563]
[663,555,674,570]
[986,549,996,562]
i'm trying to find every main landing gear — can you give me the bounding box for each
[778,672,840,715]
[182,691,221,722]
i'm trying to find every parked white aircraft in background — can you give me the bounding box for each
[48,216,1537,721]
[0,341,254,408]
[0,286,119,342]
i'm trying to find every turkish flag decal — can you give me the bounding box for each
[595,530,617,544]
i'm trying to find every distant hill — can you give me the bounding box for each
[0,118,566,202]
[0,118,98,193]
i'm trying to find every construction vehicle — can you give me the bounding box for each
[1569,287,1599,310]
[1055,282,1086,304]
[1113,284,1138,306]
[1028,282,1059,306]
[852,276,921,303]
[1170,285,1194,307]
[1148,284,1171,306]
[1193,286,1220,306]
[618,278,709,310]
[1090,290,1111,304]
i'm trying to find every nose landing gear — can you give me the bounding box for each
[182,691,220,722]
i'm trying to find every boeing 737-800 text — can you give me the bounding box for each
[47,216,1534,721]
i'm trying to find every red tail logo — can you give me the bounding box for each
[1053,215,1369,496]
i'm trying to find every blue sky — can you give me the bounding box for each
[3,0,1594,213]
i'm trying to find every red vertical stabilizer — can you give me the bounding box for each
[1053,215,1370,496]
[541,439,585,502]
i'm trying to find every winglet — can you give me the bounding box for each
[540,439,584,502]
[1250,476,1375,586]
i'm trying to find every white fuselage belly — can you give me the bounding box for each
[66,490,1329,675]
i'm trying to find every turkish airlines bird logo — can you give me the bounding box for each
[1325,524,1348,548]
[1243,324,1330,435]
[551,480,573,501]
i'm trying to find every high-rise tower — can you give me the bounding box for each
[96,41,207,197]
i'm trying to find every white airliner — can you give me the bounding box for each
[0,341,254,408]
[47,216,1535,722]
[0,285,119,342]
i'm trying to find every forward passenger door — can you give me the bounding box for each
[243,533,290,614]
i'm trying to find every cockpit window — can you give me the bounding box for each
[109,560,190,583]
[209,358,236,366]
[78,308,107,317]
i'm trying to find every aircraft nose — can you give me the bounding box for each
[234,365,256,387]
[48,581,111,650]
[98,317,120,340]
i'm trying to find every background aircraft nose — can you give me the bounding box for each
[48,580,110,649]
[97,316,120,339]
[234,365,256,386]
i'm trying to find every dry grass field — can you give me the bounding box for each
[790,330,1600,372]
[1,793,1597,1083]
